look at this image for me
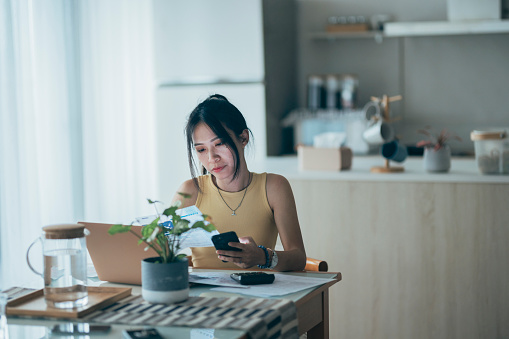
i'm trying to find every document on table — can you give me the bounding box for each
[189,272,248,288]
[190,272,335,297]
[136,205,219,248]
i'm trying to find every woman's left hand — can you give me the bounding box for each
[216,236,265,269]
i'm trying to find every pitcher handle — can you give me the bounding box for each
[26,237,43,277]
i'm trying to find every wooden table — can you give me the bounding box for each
[188,269,341,338]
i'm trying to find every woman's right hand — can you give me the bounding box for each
[216,236,265,269]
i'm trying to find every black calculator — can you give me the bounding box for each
[230,272,275,285]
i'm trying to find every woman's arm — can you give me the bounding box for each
[170,179,199,208]
[266,173,306,271]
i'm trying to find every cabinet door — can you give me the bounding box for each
[152,0,264,83]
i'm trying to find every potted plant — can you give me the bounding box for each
[417,126,462,173]
[108,193,216,304]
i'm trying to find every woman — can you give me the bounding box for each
[172,94,306,271]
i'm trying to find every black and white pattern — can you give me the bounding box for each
[84,295,298,339]
[4,287,299,339]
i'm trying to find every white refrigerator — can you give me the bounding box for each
[152,0,267,202]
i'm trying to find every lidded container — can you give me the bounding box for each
[324,74,341,109]
[470,130,509,174]
[307,75,325,110]
[340,74,359,109]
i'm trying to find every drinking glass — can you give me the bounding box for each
[0,292,8,339]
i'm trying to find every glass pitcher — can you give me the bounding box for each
[0,292,8,339]
[26,224,89,309]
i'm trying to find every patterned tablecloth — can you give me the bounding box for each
[4,287,299,339]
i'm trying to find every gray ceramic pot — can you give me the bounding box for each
[141,257,189,304]
[424,146,451,172]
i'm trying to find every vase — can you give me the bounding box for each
[141,257,189,304]
[424,145,451,173]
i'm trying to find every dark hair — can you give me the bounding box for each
[185,94,252,188]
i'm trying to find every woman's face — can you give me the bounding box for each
[192,122,246,181]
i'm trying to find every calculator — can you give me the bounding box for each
[230,272,275,285]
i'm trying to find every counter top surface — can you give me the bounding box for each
[249,156,509,184]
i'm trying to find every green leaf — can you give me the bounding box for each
[108,224,131,235]
[109,196,219,264]
[173,220,190,235]
[147,199,162,204]
[191,221,216,232]
[141,218,159,239]
[175,253,187,261]
[178,192,191,199]
[162,206,178,217]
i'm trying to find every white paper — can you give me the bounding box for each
[189,272,248,288]
[191,272,335,297]
[136,205,219,248]
[190,328,215,339]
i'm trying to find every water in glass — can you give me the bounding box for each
[27,224,89,309]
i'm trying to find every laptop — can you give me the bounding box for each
[82,221,158,285]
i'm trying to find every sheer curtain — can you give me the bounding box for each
[0,0,157,288]
[78,0,158,223]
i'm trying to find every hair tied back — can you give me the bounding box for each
[209,94,228,101]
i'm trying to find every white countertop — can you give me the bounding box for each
[249,156,509,184]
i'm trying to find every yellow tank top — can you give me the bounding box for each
[192,172,277,268]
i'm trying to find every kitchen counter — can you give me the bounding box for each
[250,155,509,184]
[253,155,509,339]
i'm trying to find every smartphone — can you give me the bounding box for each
[211,231,241,252]
[211,231,241,262]
[230,272,275,285]
[123,328,164,339]
[51,323,111,335]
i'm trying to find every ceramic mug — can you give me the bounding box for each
[363,101,381,121]
[381,140,408,163]
[362,120,394,145]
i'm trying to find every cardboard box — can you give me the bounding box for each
[298,146,353,171]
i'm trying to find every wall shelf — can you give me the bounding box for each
[384,19,509,37]
[310,19,509,41]
[309,31,385,41]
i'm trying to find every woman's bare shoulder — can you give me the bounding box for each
[172,179,199,207]
[266,173,290,186]
[266,173,292,198]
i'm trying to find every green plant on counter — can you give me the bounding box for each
[417,126,462,151]
[108,193,216,264]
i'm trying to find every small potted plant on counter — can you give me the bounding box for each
[417,126,462,173]
[108,193,216,304]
